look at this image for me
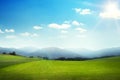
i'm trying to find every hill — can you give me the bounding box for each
[0,55,120,80]
[0,54,40,68]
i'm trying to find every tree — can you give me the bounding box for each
[43,57,49,60]
[12,51,16,55]
[9,51,16,56]
[2,52,7,55]
[29,56,34,58]
[55,57,66,60]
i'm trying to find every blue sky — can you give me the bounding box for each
[0,0,120,50]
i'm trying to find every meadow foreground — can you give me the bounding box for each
[0,55,120,80]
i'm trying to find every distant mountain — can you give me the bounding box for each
[0,47,17,53]
[68,48,93,58]
[29,47,81,59]
[95,47,120,57]
[19,47,39,53]
[0,47,120,59]
[0,47,29,56]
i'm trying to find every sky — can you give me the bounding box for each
[0,0,120,50]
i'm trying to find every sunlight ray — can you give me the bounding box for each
[114,20,120,34]
[90,19,103,33]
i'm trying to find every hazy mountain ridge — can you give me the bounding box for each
[29,47,81,59]
[0,47,120,59]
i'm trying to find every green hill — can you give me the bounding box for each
[0,54,40,68]
[0,55,120,80]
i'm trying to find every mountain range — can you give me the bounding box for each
[0,47,120,59]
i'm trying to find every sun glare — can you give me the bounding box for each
[100,1,120,34]
[100,1,120,19]
[105,2,119,13]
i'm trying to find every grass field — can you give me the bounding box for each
[0,54,120,80]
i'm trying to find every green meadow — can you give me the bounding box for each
[0,54,120,80]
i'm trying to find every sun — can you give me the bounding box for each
[105,2,119,14]
[100,2,120,19]
[95,1,120,33]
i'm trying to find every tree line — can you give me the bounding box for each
[2,51,17,56]
[54,57,89,61]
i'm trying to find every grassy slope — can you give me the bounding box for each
[0,54,40,68]
[0,55,120,80]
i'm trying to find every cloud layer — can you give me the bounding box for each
[48,23,71,29]
[74,8,92,15]
[75,27,87,33]
[72,21,84,26]
[20,32,39,37]
[33,26,43,30]
[5,29,15,33]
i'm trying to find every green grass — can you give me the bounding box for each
[0,54,40,68]
[0,55,120,80]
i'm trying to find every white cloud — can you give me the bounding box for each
[20,32,30,37]
[61,30,68,34]
[75,28,87,33]
[72,21,84,26]
[5,35,16,39]
[5,29,15,33]
[74,8,92,15]
[31,33,39,37]
[48,23,71,29]
[74,8,81,13]
[99,10,120,19]
[80,9,92,15]
[33,26,43,30]
[0,29,4,33]
[20,32,39,37]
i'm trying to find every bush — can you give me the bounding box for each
[9,51,17,56]
[29,56,34,58]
